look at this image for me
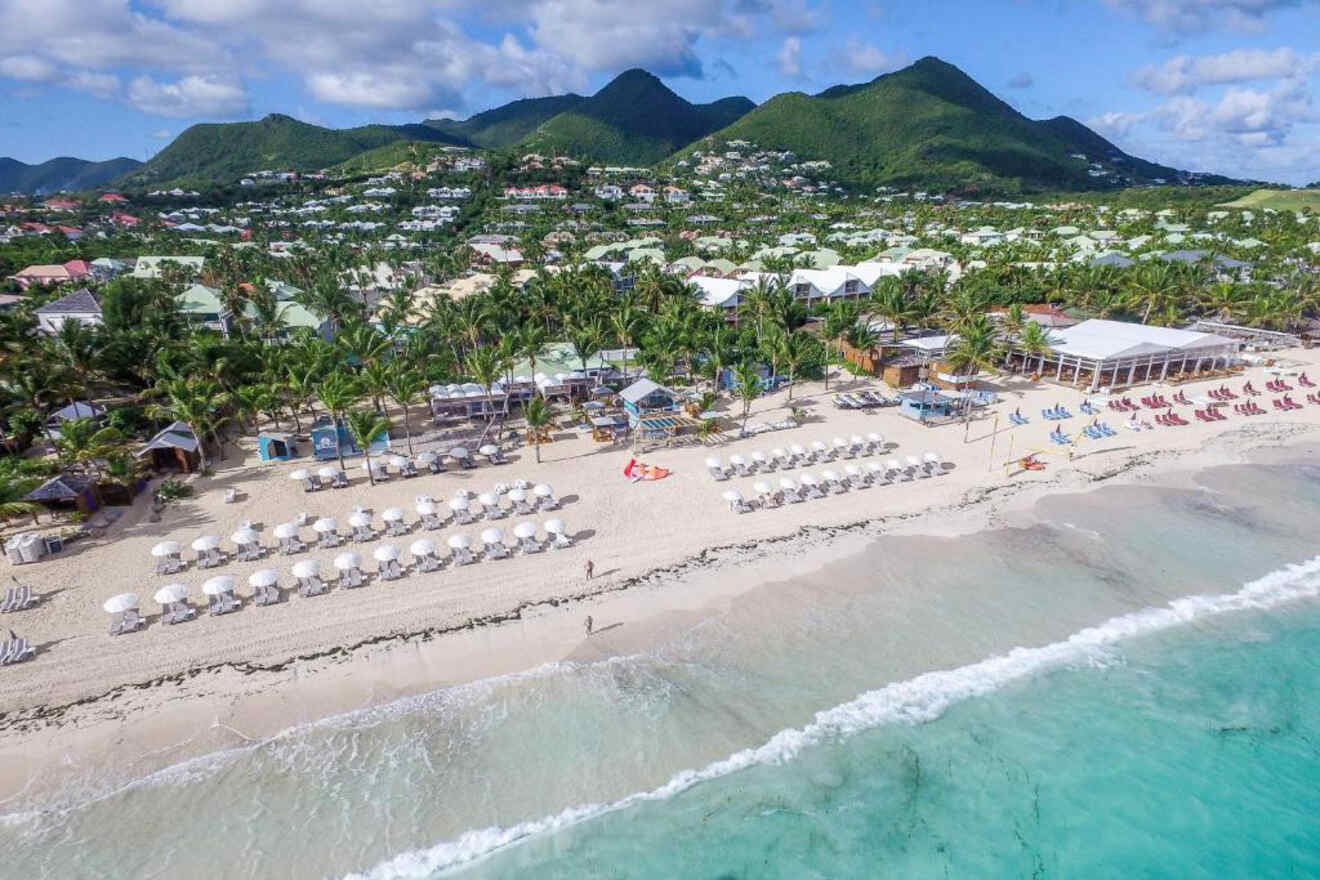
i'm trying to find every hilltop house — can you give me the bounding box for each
[33,288,102,333]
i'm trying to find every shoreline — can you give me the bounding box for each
[1,417,1314,806]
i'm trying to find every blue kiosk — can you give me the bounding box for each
[310,416,389,460]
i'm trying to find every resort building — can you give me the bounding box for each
[33,288,102,333]
[1012,319,1238,391]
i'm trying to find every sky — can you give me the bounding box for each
[0,0,1317,184]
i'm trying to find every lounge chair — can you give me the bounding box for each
[1,582,36,613]
[549,532,573,549]
[210,593,241,615]
[401,461,420,478]
[455,507,478,525]
[427,457,446,474]
[378,559,404,580]
[0,637,34,665]
[421,511,445,530]
[155,556,184,575]
[164,601,196,624]
[317,531,342,550]
[706,457,729,481]
[418,553,445,571]
[387,519,410,537]
[279,536,306,555]
[338,567,366,589]
[254,584,281,606]
[330,470,350,489]
[298,576,328,598]
[484,541,510,559]
[110,608,146,636]
[451,547,475,566]
[352,525,375,543]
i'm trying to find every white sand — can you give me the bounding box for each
[2,352,1319,796]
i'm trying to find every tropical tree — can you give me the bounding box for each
[465,345,506,432]
[734,362,762,436]
[147,378,231,470]
[778,330,813,400]
[53,418,123,478]
[344,409,390,486]
[523,396,553,463]
[316,373,361,474]
[384,365,426,455]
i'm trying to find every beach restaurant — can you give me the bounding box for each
[1012,319,1238,392]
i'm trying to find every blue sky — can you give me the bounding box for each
[1,0,1317,183]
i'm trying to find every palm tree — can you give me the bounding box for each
[384,365,426,455]
[523,396,553,463]
[147,378,230,471]
[53,418,123,478]
[871,278,914,344]
[316,374,361,474]
[568,320,604,374]
[358,360,393,413]
[517,322,549,390]
[734,362,762,436]
[778,330,813,400]
[1016,322,1055,375]
[945,316,1000,380]
[344,409,390,486]
[465,346,506,431]
[1126,263,1180,325]
[52,318,99,405]
[821,301,859,391]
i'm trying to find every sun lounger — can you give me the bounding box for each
[428,457,446,474]
[1,583,36,613]
[387,520,410,537]
[352,525,375,543]
[110,608,146,636]
[279,536,306,555]
[378,559,404,580]
[164,601,196,624]
[329,470,349,489]
[298,576,328,597]
[401,461,420,478]
[419,552,446,570]
[335,567,363,589]
[0,637,34,665]
[210,593,241,615]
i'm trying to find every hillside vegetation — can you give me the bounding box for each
[0,156,142,195]
[121,115,463,187]
[679,57,1191,192]
[1218,189,1320,211]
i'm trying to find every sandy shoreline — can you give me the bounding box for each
[2,358,1319,803]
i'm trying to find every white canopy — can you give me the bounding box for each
[248,569,278,587]
[1047,318,1235,362]
[543,519,565,535]
[416,451,436,464]
[507,488,527,502]
[513,521,537,539]
[448,446,469,459]
[151,541,179,557]
[291,560,320,578]
[103,592,139,613]
[373,544,399,561]
[153,583,188,604]
[416,500,437,515]
[722,490,742,502]
[333,551,361,570]
[478,492,498,507]
[753,481,772,494]
[273,522,298,539]
[448,497,468,511]
[532,483,553,497]
[381,507,404,521]
[409,538,436,556]
[480,528,504,544]
[447,534,470,549]
[201,575,236,595]
[348,512,372,528]
[191,535,220,551]
[799,472,819,485]
[317,466,338,479]
[388,455,408,469]
[313,517,337,533]
[479,444,498,456]
[778,478,796,490]
[289,468,309,480]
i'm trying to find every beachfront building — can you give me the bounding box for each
[1012,319,1238,392]
[137,421,202,473]
[619,379,679,424]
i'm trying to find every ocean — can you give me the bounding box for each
[3,451,1320,879]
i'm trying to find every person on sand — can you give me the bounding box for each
[585,559,594,581]
[585,616,593,636]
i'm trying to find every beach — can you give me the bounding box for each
[2,356,1320,828]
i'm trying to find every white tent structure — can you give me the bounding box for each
[1013,319,1237,392]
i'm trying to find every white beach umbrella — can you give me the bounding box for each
[449,446,469,459]
[513,521,538,539]
[317,466,338,479]
[388,455,408,470]
[447,534,471,550]
[789,443,806,457]
[477,492,499,508]
[923,451,942,465]
[867,462,884,475]
[347,511,372,528]
[832,437,848,450]
[231,527,259,545]
[480,527,504,545]
[811,440,828,454]
[150,541,179,557]
[773,448,790,463]
[479,444,498,457]
[886,459,902,474]
[850,434,865,449]
[867,432,883,446]
[409,538,436,557]
[799,472,819,486]
[373,544,400,562]
[103,592,139,614]
[778,477,796,491]
[721,490,743,503]
[452,488,474,500]
[728,453,746,468]
[512,479,530,490]
[822,469,841,482]
[381,507,405,522]
[273,522,298,539]
[191,535,221,552]
[543,519,566,536]
[415,500,437,516]
[153,583,188,605]
[753,481,772,496]
[312,517,338,533]
[906,455,922,469]
[704,456,722,469]
[201,575,236,596]
[507,488,527,503]
[333,551,361,570]
[289,468,310,481]
[291,559,320,579]
[248,569,278,588]
[844,465,862,479]
[416,451,436,465]
[751,451,768,465]
[361,459,385,473]
[448,497,469,512]
[532,483,553,498]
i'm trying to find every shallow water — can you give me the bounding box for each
[3,456,1319,879]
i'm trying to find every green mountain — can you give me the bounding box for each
[678,57,1192,192]
[424,94,585,149]
[0,156,142,195]
[122,114,464,187]
[517,70,756,164]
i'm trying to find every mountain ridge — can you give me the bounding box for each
[0,156,142,195]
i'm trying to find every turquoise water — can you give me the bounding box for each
[4,454,1320,879]
[447,604,1320,879]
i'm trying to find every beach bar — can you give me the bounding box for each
[1012,319,1238,392]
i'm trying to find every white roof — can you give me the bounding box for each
[691,276,748,309]
[903,334,954,353]
[1049,319,1235,361]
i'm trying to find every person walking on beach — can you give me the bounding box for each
[585,616,594,636]
[585,559,594,581]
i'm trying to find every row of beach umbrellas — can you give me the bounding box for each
[721,453,945,511]
[706,434,891,481]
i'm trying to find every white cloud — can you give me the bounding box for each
[150,129,172,139]
[0,55,58,81]
[127,75,249,118]
[1102,0,1305,34]
[776,36,802,78]
[1007,71,1034,89]
[1131,48,1315,94]
[840,38,906,77]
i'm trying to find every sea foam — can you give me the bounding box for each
[344,555,1320,880]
